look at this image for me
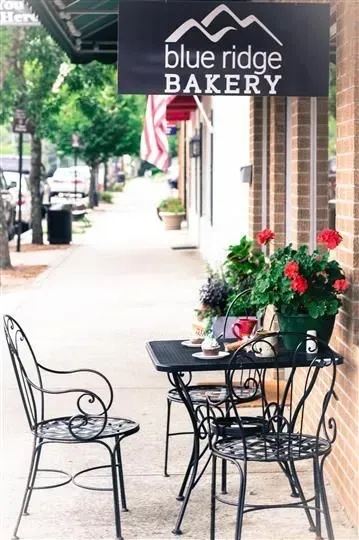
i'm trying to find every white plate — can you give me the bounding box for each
[192,351,230,360]
[181,340,202,348]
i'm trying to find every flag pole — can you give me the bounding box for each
[194,95,214,134]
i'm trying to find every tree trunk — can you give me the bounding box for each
[88,164,97,209]
[30,134,43,244]
[104,162,108,192]
[94,164,99,207]
[0,192,12,270]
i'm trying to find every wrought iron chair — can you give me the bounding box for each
[4,315,139,540]
[163,290,262,494]
[207,332,338,540]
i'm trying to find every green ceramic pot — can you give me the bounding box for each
[276,312,336,351]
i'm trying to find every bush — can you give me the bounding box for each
[158,198,185,214]
[100,191,114,203]
[112,184,124,192]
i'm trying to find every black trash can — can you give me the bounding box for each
[47,204,72,244]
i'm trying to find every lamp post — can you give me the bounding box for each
[71,133,80,206]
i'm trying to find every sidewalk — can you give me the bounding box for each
[1,178,356,540]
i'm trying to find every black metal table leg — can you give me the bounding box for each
[171,371,201,536]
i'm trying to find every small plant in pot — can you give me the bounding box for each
[196,271,232,335]
[157,198,185,230]
[251,228,349,350]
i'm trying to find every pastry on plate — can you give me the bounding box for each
[201,336,220,356]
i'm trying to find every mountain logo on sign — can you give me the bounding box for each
[165,4,283,46]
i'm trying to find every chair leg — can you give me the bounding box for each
[12,441,40,540]
[313,458,323,539]
[116,441,128,512]
[289,460,316,532]
[221,459,227,494]
[318,457,334,540]
[278,460,299,497]
[23,440,43,515]
[164,398,172,477]
[110,451,123,540]
[234,462,247,540]
[210,456,217,540]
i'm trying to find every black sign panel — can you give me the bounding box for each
[118,2,330,96]
[12,108,29,133]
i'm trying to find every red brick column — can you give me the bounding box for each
[329,0,359,526]
[268,97,286,251]
[249,97,264,241]
[290,97,311,247]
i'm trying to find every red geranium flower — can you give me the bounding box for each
[317,229,343,250]
[257,228,275,246]
[291,275,308,295]
[333,279,349,292]
[284,262,299,279]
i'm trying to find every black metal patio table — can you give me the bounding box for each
[146,338,343,536]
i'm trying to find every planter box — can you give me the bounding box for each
[159,212,185,230]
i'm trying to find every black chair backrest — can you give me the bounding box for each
[3,315,44,431]
[225,332,338,457]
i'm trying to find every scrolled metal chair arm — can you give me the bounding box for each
[24,376,108,441]
[37,364,113,413]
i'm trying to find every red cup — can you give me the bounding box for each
[232,317,257,339]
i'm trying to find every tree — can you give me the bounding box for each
[51,64,144,206]
[0,27,65,244]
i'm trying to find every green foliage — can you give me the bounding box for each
[158,198,185,213]
[100,191,113,204]
[223,236,266,310]
[51,64,145,167]
[169,134,178,157]
[0,27,65,134]
[196,237,266,328]
[251,244,346,319]
[110,183,124,192]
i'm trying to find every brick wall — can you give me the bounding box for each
[248,0,359,529]
[329,0,359,526]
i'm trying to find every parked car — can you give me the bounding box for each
[0,168,16,240]
[49,166,90,198]
[3,171,32,231]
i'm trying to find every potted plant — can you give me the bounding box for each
[157,198,185,230]
[251,228,349,350]
[196,271,231,335]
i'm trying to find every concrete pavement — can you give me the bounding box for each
[1,178,356,540]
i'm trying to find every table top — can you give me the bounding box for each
[146,339,343,373]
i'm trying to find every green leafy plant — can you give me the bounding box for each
[251,228,348,319]
[158,198,185,214]
[223,236,266,312]
[100,191,113,204]
[110,184,124,192]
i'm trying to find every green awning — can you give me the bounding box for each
[26,0,337,66]
[26,0,118,63]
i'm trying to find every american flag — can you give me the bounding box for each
[140,95,174,171]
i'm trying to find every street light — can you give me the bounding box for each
[189,131,201,159]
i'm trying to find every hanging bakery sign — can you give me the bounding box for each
[118,2,330,96]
